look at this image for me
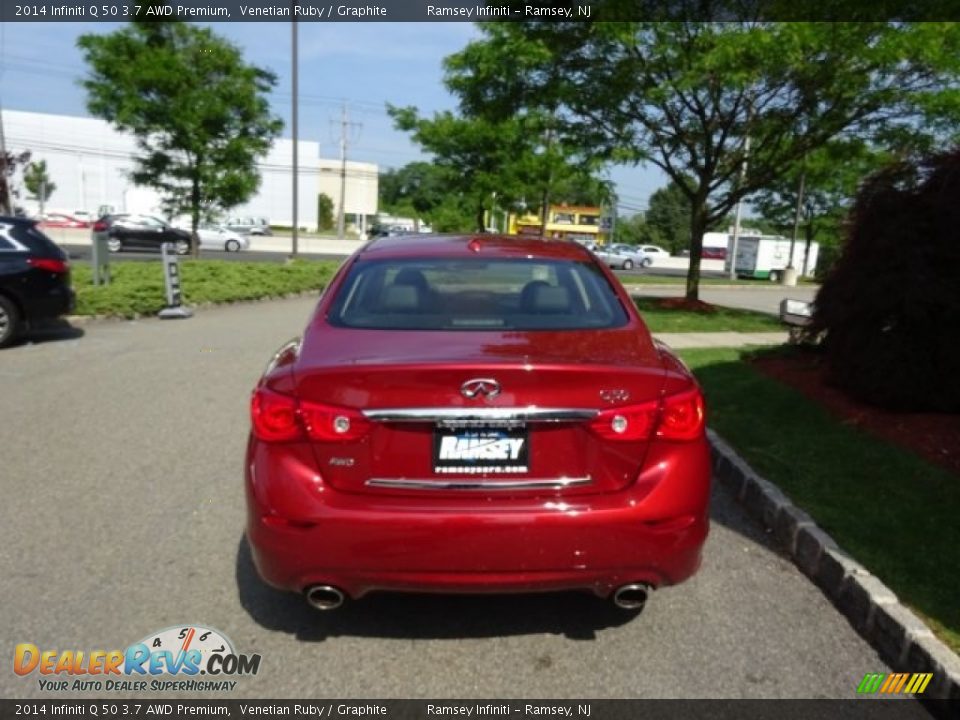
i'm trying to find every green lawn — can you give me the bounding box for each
[680,347,960,653]
[634,298,784,333]
[72,259,340,317]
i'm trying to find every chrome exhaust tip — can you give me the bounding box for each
[305,585,346,611]
[612,583,650,611]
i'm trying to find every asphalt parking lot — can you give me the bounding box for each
[0,297,913,703]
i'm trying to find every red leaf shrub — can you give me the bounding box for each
[808,149,960,412]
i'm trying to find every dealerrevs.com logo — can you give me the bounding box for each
[14,625,261,692]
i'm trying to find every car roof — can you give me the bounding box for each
[359,234,594,261]
[0,215,38,226]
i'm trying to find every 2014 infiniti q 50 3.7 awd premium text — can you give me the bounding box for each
[245,234,710,612]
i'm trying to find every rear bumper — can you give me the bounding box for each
[25,282,74,323]
[244,437,711,599]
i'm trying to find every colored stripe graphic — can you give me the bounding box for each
[857,672,932,695]
[857,673,885,693]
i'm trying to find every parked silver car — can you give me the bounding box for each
[224,217,271,236]
[594,244,644,270]
[176,222,251,252]
[610,244,653,268]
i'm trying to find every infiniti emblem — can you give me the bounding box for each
[461,378,501,400]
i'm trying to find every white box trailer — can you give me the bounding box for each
[726,234,819,281]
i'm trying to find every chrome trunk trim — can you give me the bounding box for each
[365,476,592,491]
[362,407,597,425]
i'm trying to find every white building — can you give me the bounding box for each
[2,109,378,229]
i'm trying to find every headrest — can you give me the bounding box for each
[394,269,429,291]
[530,285,571,313]
[379,284,421,312]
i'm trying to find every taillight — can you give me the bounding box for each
[299,400,371,442]
[93,220,107,232]
[589,388,705,442]
[27,257,69,274]
[250,387,300,442]
[250,388,371,443]
[590,400,660,441]
[657,387,705,440]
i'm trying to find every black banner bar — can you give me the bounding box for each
[2,1,960,23]
[1,700,957,720]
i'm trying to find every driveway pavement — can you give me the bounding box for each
[0,297,916,704]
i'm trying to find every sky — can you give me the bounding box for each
[0,21,663,216]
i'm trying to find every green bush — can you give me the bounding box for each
[808,148,960,411]
[72,259,339,317]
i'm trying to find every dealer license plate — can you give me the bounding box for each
[432,426,529,474]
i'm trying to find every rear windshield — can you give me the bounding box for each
[328,258,630,330]
[0,222,65,258]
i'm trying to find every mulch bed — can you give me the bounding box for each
[750,351,960,477]
[653,298,717,313]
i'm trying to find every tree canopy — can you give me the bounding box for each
[445,19,960,298]
[752,140,888,273]
[388,107,611,233]
[77,11,282,253]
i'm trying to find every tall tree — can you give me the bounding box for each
[645,182,693,255]
[379,162,456,229]
[389,107,608,233]
[23,160,56,213]
[0,150,31,216]
[317,193,334,232]
[77,9,282,255]
[753,141,887,275]
[445,20,960,300]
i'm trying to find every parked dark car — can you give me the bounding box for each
[0,216,74,348]
[91,213,192,254]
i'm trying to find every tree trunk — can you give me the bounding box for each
[476,205,486,233]
[685,204,708,302]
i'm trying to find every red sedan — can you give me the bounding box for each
[246,234,711,611]
[38,213,90,229]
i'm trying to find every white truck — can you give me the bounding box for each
[726,234,819,281]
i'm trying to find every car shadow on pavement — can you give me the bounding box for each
[235,535,637,642]
[24,319,85,345]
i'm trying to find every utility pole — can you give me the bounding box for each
[335,104,362,240]
[788,170,806,268]
[336,104,347,239]
[290,18,299,259]
[728,136,751,280]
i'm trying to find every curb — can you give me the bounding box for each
[707,428,960,704]
[64,289,322,326]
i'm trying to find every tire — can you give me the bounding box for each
[225,239,241,252]
[106,237,122,253]
[175,240,191,256]
[622,259,634,270]
[642,258,653,268]
[769,270,781,283]
[0,295,23,349]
